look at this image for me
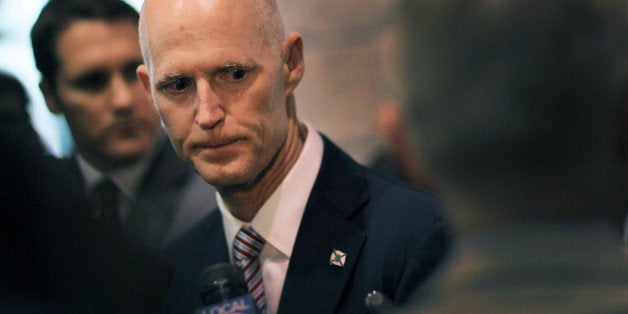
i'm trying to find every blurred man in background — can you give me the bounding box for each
[30,0,216,250]
[395,0,628,312]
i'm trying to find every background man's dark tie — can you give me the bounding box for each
[89,179,123,233]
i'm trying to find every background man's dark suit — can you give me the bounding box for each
[66,136,217,249]
[0,125,172,313]
[162,135,448,313]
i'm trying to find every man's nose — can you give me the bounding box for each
[195,82,225,129]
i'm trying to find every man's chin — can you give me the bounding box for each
[103,148,151,168]
[193,166,251,190]
[107,155,143,168]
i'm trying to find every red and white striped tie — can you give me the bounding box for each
[233,225,267,313]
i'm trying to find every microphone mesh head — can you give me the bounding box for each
[198,263,248,305]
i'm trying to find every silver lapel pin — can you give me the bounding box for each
[330,249,347,267]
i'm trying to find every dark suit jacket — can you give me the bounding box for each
[0,125,171,313]
[162,135,448,313]
[66,136,217,250]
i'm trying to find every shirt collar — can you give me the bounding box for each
[219,121,324,259]
[77,137,164,198]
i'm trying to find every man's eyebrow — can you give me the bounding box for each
[218,62,240,68]
[215,62,254,71]
[155,73,185,86]
[158,73,185,81]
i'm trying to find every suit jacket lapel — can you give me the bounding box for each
[164,207,229,281]
[65,155,87,188]
[278,136,369,313]
[128,140,194,248]
[137,138,190,193]
[202,208,230,265]
[163,207,229,313]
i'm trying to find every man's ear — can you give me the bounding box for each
[136,64,154,106]
[39,80,62,114]
[282,32,304,96]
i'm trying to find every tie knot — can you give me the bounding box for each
[93,178,117,192]
[233,225,265,261]
[89,178,122,231]
[90,179,119,212]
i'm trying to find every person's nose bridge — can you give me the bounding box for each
[195,79,224,129]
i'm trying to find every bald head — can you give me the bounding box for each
[139,0,285,73]
[135,0,305,192]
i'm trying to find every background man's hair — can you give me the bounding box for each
[31,0,139,88]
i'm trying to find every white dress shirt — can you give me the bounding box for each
[218,121,324,314]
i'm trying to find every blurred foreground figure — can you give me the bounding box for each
[0,122,171,313]
[395,0,628,313]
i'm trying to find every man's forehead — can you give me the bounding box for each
[142,0,251,22]
[57,21,141,72]
[144,0,264,42]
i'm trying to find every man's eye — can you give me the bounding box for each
[229,69,247,81]
[165,79,191,92]
[70,71,109,92]
[215,66,251,84]
[218,68,248,83]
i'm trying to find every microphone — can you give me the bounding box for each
[365,290,394,313]
[195,263,259,314]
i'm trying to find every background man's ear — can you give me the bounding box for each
[39,80,61,114]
